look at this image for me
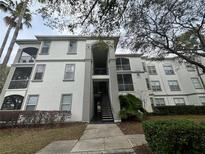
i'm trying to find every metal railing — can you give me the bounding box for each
[94,68,108,75]
[118,84,134,91]
[19,56,35,63]
[8,80,29,89]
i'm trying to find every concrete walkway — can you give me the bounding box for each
[37,124,147,154]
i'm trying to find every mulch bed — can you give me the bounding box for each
[117,121,144,134]
[133,144,153,154]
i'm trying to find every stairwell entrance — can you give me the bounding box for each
[92,81,114,123]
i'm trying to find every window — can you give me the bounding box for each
[64,64,75,81]
[68,41,77,53]
[9,67,32,89]
[40,41,50,54]
[168,80,180,91]
[117,74,134,91]
[26,95,38,110]
[164,65,174,75]
[191,78,202,89]
[33,64,46,81]
[147,66,157,75]
[116,58,131,70]
[174,98,185,106]
[60,94,72,111]
[142,62,147,72]
[150,81,161,91]
[199,96,205,105]
[186,63,195,72]
[155,98,165,106]
[145,78,151,90]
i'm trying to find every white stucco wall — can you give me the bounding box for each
[1,37,205,121]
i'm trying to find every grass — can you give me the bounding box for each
[0,123,87,154]
[118,115,205,135]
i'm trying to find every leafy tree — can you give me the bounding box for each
[39,0,205,72]
[0,0,32,60]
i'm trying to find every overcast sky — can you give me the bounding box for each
[0,2,130,65]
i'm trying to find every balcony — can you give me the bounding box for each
[19,56,36,63]
[118,84,134,91]
[18,47,38,63]
[92,42,109,75]
[8,80,29,89]
[8,67,32,89]
[94,68,108,75]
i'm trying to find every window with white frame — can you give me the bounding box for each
[26,95,38,110]
[174,98,185,105]
[154,98,165,106]
[164,65,174,75]
[68,41,77,53]
[40,41,50,54]
[168,80,180,91]
[191,78,202,89]
[60,94,72,111]
[33,64,46,81]
[64,64,75,81]
[117,74,134,91]
[150,81,161,91]
[199,96,205,105]
[147,66,157,75]
[116,58,131,70]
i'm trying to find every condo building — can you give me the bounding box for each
[0,36,205,122]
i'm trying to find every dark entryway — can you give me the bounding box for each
[92,81,113,123]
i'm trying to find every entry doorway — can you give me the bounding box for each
[92,81,113,123]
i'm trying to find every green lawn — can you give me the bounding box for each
[118,115,205,135]
[0,123,87,154]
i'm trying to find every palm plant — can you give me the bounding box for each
[0,0,32,62]
[119,94,147,121]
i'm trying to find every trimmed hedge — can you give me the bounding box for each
[143,120,205,154]
[153,105,205,115]
[0,110,71,128]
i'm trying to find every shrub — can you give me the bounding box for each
[0,110,71,128]
[143,120,205,154]
[119,94,147,121]
[152,105,205,115]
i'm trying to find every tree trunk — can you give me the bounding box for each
[2,0,29,66]
[0,25,12,58]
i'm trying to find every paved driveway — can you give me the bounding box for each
[37,124,146,154]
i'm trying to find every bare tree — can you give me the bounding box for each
[39,0,205,72]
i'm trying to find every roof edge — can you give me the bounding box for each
[16,39,40,45]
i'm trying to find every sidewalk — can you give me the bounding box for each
[37,124,146,154]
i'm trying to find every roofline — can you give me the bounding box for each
[116,53,143,57]
[16,39,40,45]
[35,35,119,41]
[36,35,119,48]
